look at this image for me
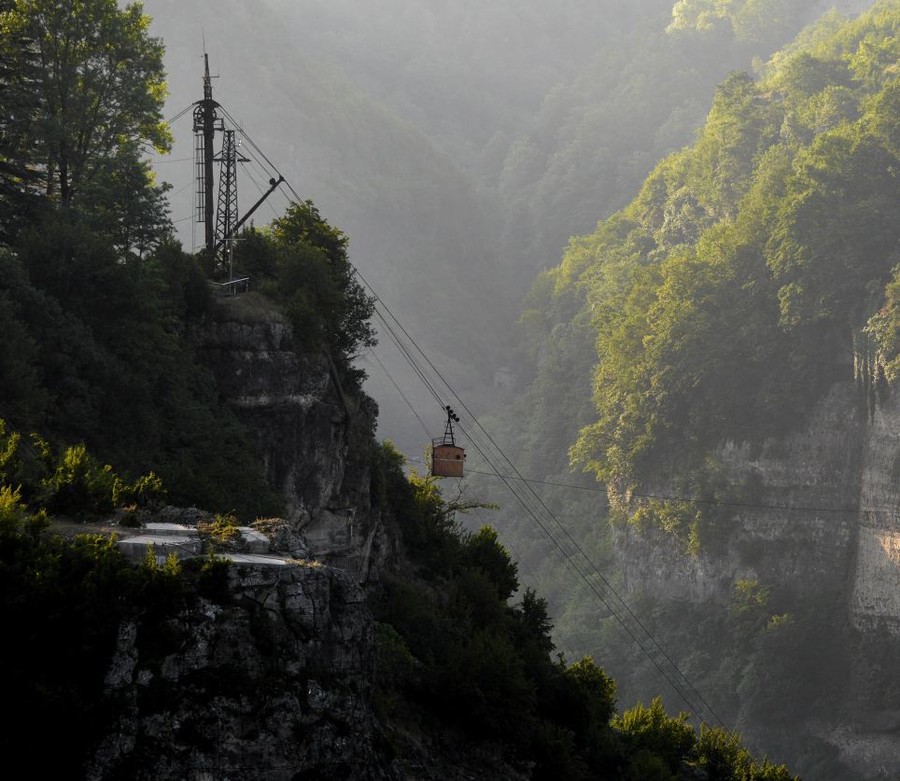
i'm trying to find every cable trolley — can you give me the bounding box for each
[430,406,465,478]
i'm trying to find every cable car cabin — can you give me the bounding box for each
[430,405,465,478]
[432,441,466,477]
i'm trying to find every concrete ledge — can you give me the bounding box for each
[143,523,200,537]
[118,535,202,564]
[238,527,271,554]
[215,553,294,566]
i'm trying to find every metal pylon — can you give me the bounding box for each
[214,129,247,276]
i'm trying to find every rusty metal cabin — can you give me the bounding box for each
[430,406,465,478]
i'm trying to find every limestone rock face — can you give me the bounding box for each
[613,381,900,631]
[80,298,406,778]
[614,381,865,604]
[201,298,391,582]
[611,380,900,778]
[851,390,900,633]
[88,561,391,780]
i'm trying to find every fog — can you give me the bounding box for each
[139,3,895,778]
[143,2,865,460]
[145,0,727,458]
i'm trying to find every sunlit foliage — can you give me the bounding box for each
[560,2,900,487]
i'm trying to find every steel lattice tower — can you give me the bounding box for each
[192,51,285,280]
[214,129,247,276]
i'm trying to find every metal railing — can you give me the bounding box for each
[208,276,251,296]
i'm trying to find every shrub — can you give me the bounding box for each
[113,471,166,509]
[198,513,244,552]
[41,443,117,517]
[614,697,696,775]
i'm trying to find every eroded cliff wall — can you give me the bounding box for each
[851,390,900,634]
[611,378,900,779]
[615,381,866,605]
[614,379,900,633]
[88,561,389,780]
[200,294,390,582]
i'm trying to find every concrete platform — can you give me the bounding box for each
[215,553,294,566]
[118,534,202,564]
[143,523,200,537]
[238,527,270,554]
[117,523,291,567]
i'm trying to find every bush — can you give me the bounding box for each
[198,513,244,552]
[113,471,166,509]
[41,443,117,517]
[614,698,697,775]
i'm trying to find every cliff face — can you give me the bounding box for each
[614,379,900,632]
[851,390,900,635]
[200,295,391,582]
[85,298,536,780]
[615,381,866,605]
[86,298,399,778]
[612,378,900,779]
[88,561,390,780]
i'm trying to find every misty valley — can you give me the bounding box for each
[0,0,898,778]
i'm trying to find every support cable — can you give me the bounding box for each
[364,347,432,439]
[356,268,726,727]
[209,150,861,726]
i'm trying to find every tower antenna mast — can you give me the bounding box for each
[193,53,221,262]
[192,51,287,279]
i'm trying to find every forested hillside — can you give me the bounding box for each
[0,0,381,518]
[503,1,897,525]
[473,4,899,778]
[567,6,898,490]
[0,4,812,775]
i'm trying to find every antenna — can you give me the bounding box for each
[192,52,222,265]
[190,50,287,278]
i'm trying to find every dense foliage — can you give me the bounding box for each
[0,227,279,517]
[0,472,193,773]
[544,2,900,487]
[370,442,797,779]
[0,1,384,518]
[233,200,376,383]
[0,0,171,247]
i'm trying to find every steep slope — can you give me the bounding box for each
[471,4,899,779]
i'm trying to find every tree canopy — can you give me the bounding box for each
[234,200,376,381]
[0,0,170,205]
[555,2,900,486]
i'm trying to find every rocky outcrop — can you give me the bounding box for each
[612,379,900,780]
[88,560,389,780]
[87,296,540,779]
[615,381,865,605]
[200,295,391,583]
[851,390,900,634]
[614,380,900,632]
[77,296,403,777]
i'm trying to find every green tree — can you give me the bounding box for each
[615,697,697,775]
[0,0,171,206]
[462,524,519,600]
[566,656,618,728]
[269,200,376,367]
